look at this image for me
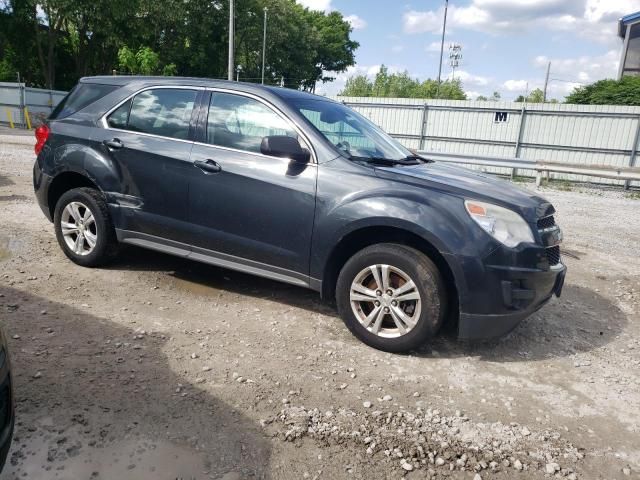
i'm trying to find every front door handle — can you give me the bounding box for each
[194,159,222,174]
[103,138,124,150]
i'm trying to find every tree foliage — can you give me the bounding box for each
[515,88,545,103]
[565,76,640,105]
[117,46,177,76]
[0,0,358,90]
[339,65,467,100]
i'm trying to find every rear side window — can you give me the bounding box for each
[107,88,197,140]
[50,83,119,120]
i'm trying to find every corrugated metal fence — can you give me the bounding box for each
[0,82,67,129]
[332,96,640,187]
[1,84,638,187]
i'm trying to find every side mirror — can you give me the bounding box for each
[260,135,310,163]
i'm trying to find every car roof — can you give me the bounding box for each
[80,76,337,104]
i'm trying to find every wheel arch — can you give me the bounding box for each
[47,171,102,219]
[321,225,459,329]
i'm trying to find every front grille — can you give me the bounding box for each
[537,215,556,230]
[546,245,561,266]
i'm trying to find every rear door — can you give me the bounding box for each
[187,90,317,278]
[93,87,202,243]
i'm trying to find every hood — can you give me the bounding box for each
[375,161,553,221]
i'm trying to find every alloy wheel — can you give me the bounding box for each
[60,201,98,256]
[349,264,422,338]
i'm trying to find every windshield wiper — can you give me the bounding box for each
[349,155,422,166]
[404,153,433,163]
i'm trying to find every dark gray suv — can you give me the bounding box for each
[33,76,565,352]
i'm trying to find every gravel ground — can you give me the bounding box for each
[0,138,639,479]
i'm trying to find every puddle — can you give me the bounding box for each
[6,431,214,479]
[0,235,24,261]
[172,274,226,298]
[0,239,10,262]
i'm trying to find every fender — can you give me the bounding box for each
[43,120,133,212]
[310,189,495,279]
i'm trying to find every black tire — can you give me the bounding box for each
[0,417,13,473]
[53,187,119,267]
[336,243,446,352]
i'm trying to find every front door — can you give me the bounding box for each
[188,91,317,278]
[93,87,200,242]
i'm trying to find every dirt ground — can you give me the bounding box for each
[0,134,639,479]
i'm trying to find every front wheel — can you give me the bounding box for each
[336,244,447,352]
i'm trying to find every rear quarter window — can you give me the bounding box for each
[106,88,198,140]
[50,83,119,120]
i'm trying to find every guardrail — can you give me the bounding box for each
[418,151,640,186]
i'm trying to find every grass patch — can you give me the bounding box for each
[544,178,573,191]
[625,191,640,200]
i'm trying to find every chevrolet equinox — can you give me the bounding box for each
[33,77,566,352]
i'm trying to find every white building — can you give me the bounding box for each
[618,11,640,79]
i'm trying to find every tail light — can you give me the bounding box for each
[35,125,50,155]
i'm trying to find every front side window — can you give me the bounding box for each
[292,98,412,161]
[106,88,197,140]
[207,92,299,153]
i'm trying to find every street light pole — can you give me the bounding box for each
[262,7,268,85]
[436,0,449,98]
[228,0,235,81]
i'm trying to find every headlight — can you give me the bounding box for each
[464,200,534,248]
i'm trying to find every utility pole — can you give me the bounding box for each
[542,61,551,103]
[228,0,235,81]
[436,0,449,98]
[262,7,268,84]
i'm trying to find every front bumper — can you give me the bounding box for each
[457,263,566,339]
[445,233,567,340]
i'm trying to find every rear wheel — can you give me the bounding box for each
[53,187,118,267]
[336,244,446,352]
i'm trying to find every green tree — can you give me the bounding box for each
[117,46,176,76]
[527,88,544,103]
[491,91,501,101]
[565,76,640,105]
[0,0,358,91]
[341,75,372,96]
[475,95,488,101]
[515,88,545,103]
[340,65,467,100]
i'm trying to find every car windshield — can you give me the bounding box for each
[290,98,413,162]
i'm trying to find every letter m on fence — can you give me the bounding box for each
[494,111,509,123]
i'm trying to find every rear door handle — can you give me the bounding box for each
[194,159,222,174]
[103,138,124,150]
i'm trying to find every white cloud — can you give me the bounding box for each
[344,14,367,30]
[296,0,332,12]
[465,90,483,99]
[402,0,640,44]
[503,79,530,92]
[533,49,619,84]
[426,41,443,52]
[403,10,442,34]
[448,69,491,86]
